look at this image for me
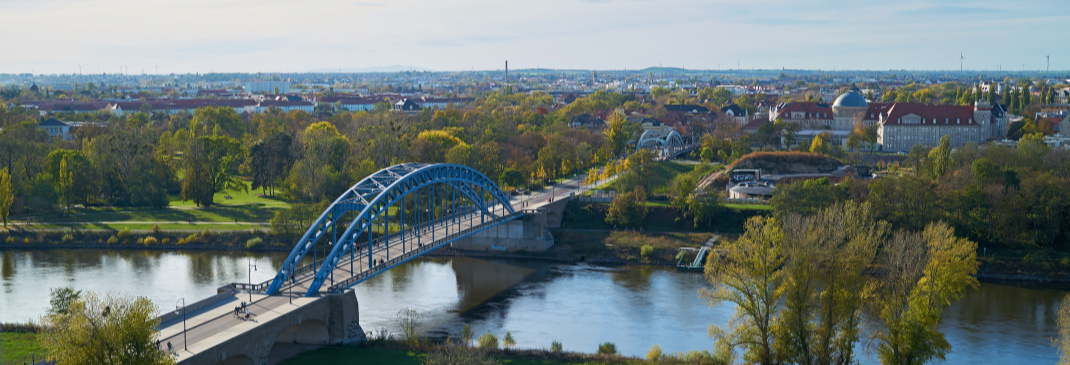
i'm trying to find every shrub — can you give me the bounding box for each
[151,224,162,235]
[245,237,263,249]
[424,344,497,365]
[136,237,144,245]
[201,228,212,237]
[61,234,74,243]
[5,236,14,244]
[143,236,159,245]
[459,323,475,347]
[502,331,516,349]
[597,342,617,356]
[647,344,663,361]
[477,332,498,350]
[107,236,118,245]
[116,227,132,240]
[550,340,563,354]
[640,244,654,259]
[161,237,170,245]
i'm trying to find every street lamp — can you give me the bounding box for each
[248,259,257,303]
[175,298,187,351]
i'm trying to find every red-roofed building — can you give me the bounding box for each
[878,100,993,152]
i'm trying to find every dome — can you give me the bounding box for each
[833,90,868,108]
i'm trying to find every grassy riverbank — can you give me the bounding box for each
[0,332,45,365]
[279,341,669,365]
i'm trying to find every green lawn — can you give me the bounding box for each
[0,332,46,365]
[279,346,621,365]
[722,203,772,211]
[20,180,289,231]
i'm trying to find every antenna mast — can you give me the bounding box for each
[960,53,964,72]
[1046,54,1051,72]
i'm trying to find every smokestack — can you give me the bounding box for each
[505,60,508,88]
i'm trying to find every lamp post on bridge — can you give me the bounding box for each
[175,298,187,351]
[248,259,257,303]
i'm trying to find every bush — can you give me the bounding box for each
[61,234,74,243]
[107,236,118,245]
[597,342,617,356]
[424,344,497,365]
[502,331,516,349]
[647,343,663,361]
[640,244,654,259]
[459,323,475,347]
[151,224,162,235]
[116,227,132,240]
[161,237,170,245]
[245,237,263,249]
[5,236,14,244]
[550,340,563,354]
[143,236,159,245]
[201,228,212,237]
[477,332,498,350]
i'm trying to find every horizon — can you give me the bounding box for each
[2,0,1068,74]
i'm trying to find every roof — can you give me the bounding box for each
[775,102,833,120]
[833,90,868,108]
[720,104,747,116]
[664,104,710,113]
[882,103,977,126]
[39,118,69,127]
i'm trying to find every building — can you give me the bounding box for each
[720,104,749,124]
[768,88,997,151]
[244,81,291,94]
[37,118,71,140]
[878,101,990,152]
[393,99,422,111]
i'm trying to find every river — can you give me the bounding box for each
[0,249,1065,364]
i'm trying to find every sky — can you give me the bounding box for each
[1,0,1068,74]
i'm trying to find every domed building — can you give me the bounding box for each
[767,87,995,152]
[768,87,890,149]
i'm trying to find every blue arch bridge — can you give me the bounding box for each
[156,163,585,365]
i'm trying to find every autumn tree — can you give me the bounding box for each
[703,216,783,365]
[0,167,11,228]
[287,122,350,201]
[41,291,174,365]
[868,222,978,365]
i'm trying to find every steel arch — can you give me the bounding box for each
[635,129,684,151]
[266,163,515,296]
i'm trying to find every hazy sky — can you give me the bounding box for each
[2,0,1068,74]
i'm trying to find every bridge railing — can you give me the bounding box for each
[325,211,525,293]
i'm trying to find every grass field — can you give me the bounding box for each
[19,180,289,231]
[279,346,627,365]
[0,332,45,365]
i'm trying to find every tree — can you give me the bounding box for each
[0,167,12,228]
[396,307,424,348]
[248,132,293,197]
[182,135,245,207]
[1057,293,1070,365]
[189,106,244,138]
[48,287,81,316]
[775,202,885,365]
[810,133,831,155]
[41,291,173,365]
[289,122,350,201]
[703,216,783,365]
[605,186,648,228]
[869,222,978,365]
[603,114,639,157]
[499,168,525,189]
[928,135,951,179]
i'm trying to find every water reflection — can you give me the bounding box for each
[0,249,1065,364]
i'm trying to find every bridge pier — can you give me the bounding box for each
[178,291,365,365]
[451,209,554,251]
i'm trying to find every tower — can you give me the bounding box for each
[974,99,993,138]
